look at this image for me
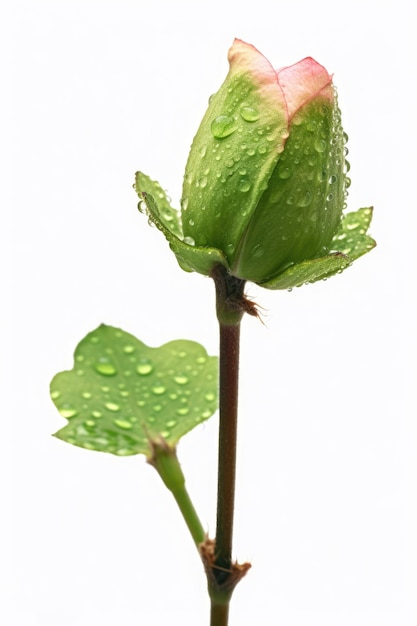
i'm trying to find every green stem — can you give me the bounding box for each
[149,438,206,548]
[171,476,206,547]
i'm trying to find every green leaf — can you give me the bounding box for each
[261,252,351,290]
[329,206,376,260]
[261,207,376,290]
[50,325,218,456]
[135,172,183,239]
[135,172,229,276]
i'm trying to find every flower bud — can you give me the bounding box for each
[135,39,375,289]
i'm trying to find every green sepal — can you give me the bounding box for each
[261,253,351,289]
[329,206,376,260]
[135,171,183,238]
[50,324,218,457]
[262,207,375,290]
[135,172,229,276]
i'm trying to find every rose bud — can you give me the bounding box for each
[135,39,374,289]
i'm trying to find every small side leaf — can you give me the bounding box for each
[261,253,351,290]
[134,172,183,239]
[262,207,376,290]
[329,207,376,260]
[50,325,218,456]
[135,172,229,276]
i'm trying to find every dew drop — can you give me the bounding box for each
[82,441,95,450]
[92,410,102,418]
[314,139,326,153]
[183,236,195,246]
[204,392,215,402]
[136,361,153,376]
[176,407,190,416]
[298,191,312,207]
[211,115,238,139]
[94,357,117,376]
[174,375,189,385]
[251,243,264,258]
[346,221,360,230]
[59,405,78,419]
[198,176,208,189]
[239,106,260,122]
[329,174,337,184]
[81,391,92,399]
[114,419,133,430]
[238,178,251,193]
[278,167,291,180]
[123,345,135,354]
[105,402,120,412]
[50,390,60,400]
[257,144,267,155]
[166,419,177,428]
[151,384,166,395]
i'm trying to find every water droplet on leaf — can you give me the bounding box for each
[105,402,120,412]
[94,357,117,376]
[114,419,133,430]
[136,361,153,376]
[59,405,78,419]
[151,384,166,395]
[174,375,189,385]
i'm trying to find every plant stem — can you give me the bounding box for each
[214,320,241,578]
[149,439,206,549]
[207,265,254,625]
[170,476,207,547]
[210,600,230,626]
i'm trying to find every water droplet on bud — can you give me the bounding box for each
[211,115,238,139]
[239,106,260,122]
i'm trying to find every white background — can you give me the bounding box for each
[2,0,416,624]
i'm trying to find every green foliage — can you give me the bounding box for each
[261,207,376,289]
[50,325,218,456]
[135,173,228,276]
